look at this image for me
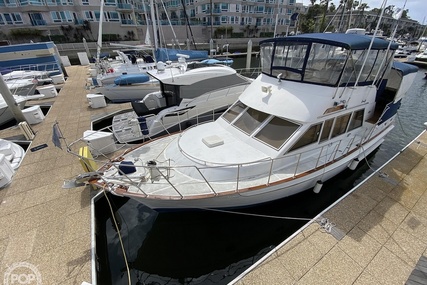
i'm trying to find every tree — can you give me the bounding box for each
[357,2,369,28]
[320,0,329,32]
[402,9,409,19]
[300,4,323,33]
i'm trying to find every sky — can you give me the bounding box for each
[307,0,427,24]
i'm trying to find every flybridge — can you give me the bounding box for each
[259,33,399,87]
[0,42,64,77]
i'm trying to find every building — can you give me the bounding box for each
[317,8,423,40]
[0,0,305,44]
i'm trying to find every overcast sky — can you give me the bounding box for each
[306,0,427,24]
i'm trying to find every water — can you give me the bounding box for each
[95,66,427,285]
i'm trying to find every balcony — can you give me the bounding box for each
[18,4,50,12]
[206,8,221,15]
[74,19,85,25]
[117,3,132,10]
[121,19,135,25]
[31,19,46,26]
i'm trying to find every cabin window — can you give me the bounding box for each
[288,123,322,152]
[368,50,393,83]
[255,116,300,149]
[347,109,364,131]
[331,113,351,138]
[222,101,246,123]
[260,42,274,74]
[340,55,357,84]
[320,118,333,142]
[341,49,381,85]
[234,108,269,135]
[273,43,308,71]
[304,43,347,86]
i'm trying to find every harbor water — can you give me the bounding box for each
[94,63,427,285]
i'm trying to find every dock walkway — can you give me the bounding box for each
[0,65,129,284]
[234,130,427,284]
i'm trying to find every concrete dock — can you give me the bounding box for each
[1,65,427,284]
[0,65,130,285]
[233,130,427,284]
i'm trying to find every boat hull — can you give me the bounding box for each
[0,99,27,125]
[96,81,160,103]
[111,130,386,210]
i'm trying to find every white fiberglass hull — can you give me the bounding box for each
[0,97,27,125]
[109,125,388,210]
[95,81,160,103]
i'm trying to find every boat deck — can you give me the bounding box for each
[233,130,427,284]
[0,65,130,284]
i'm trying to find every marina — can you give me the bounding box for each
[0,45,427,285]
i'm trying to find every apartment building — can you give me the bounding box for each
[0,0,305,43]
[318,9,423,39]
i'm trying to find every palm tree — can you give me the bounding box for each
[346,0,359,29]
[357,2,369,28]
[320,0,329,32]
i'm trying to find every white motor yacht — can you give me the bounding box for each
[67,33,417,210]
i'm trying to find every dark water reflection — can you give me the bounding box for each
[95,67,427,285]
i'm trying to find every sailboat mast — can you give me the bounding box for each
[150,0,159,50]
[273,0,280,36]
[96,0,104,64]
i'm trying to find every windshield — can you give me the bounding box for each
[260,40,393,87]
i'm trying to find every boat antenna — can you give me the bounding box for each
[354,0,388,86]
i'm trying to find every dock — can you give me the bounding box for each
[233,130,427,284]
[0,65,130,284]
[2,65,427,284]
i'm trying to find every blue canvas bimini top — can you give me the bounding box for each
[392,61,418,75]
[261,33,399,50]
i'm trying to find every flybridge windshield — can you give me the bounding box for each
[260,40,393,87]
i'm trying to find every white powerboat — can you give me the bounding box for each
[93,73,160,103]
[111,63,253,142]
[69,33,417,210]
[89,50,157,87]
[2,70,53,85]
[415,49,427,62]
[0,95,27,125]
[0,139,25,170]
[0,94,44,125]
[6,78,38,95]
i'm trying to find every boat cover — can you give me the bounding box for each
[114,74,150,85]
[260,33,399,50]
[201,58,234,65]
[392,61,418,75]
[155,48,208,62]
